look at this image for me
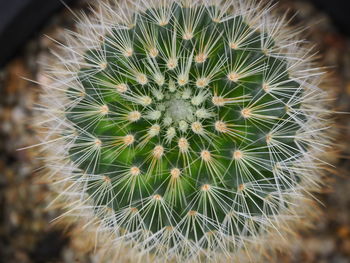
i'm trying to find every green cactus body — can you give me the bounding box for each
[37,0,331,261]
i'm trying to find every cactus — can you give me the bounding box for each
[36,0,332,262]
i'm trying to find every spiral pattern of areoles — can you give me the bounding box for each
[37,0,332,261]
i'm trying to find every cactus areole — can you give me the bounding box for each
[37,0,332,261]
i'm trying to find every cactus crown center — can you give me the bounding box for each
[165,98,194,122]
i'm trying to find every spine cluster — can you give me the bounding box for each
[36,0,332,262]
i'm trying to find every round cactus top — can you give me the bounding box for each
[68,0,301,239]
[39,0,330,261]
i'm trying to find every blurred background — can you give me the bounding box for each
[0,0,349,262]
